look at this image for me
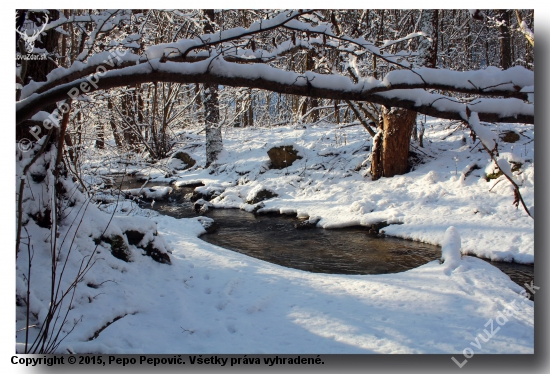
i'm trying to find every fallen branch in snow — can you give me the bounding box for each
[488,178,504,192]
[409,143,433,158]
[180,326,195,335]
[88,312,137,341]
[440,124,463,140]
[462,163,482,178]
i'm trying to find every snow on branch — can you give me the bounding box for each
[41,10,132,33]
[515,10,534,47]
[282,19,412,69]
[21,52,533,103]
[464,111,498,153]
[379,32,427,50]
[143,10,311,61]
[16,57,534,126]
[382,66,532,98]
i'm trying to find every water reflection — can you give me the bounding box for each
[114,178,534,289]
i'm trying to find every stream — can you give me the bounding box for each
[112,177,534,289]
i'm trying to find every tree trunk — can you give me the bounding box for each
[242,96,249,127]
[64,132,76,164]
[380,106,417,178]
[370,9,437,181]
[418,123,425,148]
[195,83,202,113]
[303,51,318,122]
[301,97,308,118]
[371,106,417,180]
[203,9,223,166]
[247,89,254,127]
[121,93,139,152]
[371,127,383,180]
[204,83,222,166]
[95,122,104,149]
[248,94,254,127]
[416,10,439,68]
[496,10,512,70]
[108,99,123,148]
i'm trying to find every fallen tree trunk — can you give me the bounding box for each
[16,62,534,126]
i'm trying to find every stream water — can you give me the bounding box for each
[113,178,534,288]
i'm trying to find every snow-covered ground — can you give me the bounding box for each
[159,120,534,264]
[21,214,534,354]
[15,119,534,354]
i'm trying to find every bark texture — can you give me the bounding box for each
[416,10,439,68]
[371,106,417,181]
[381,107,417,177]
[204,83,222,166]
[496,10,512,70]
[203,9,223,167]
[370,129,383,181]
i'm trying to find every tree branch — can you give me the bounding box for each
[16,59,534,126]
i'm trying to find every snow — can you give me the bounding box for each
[161,121,533,264]
[19,50,141,99]
[441,226,462,270]
[468,112,497,150]
[383,66,534,93]
[107,216,534,352]
[16,206,534,354]
[29,111,51,122]
[521,85,535,104]
[497,158,513,179]
[123,186,173,200]
[143,10,306,61]
[376,89,533,123]
[17,48,533,127]
[15,119,534,355]
[175,179,203,187]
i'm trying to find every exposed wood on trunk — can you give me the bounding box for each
[515,10,534,47]
[381,106,417,178]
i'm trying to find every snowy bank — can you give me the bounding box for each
[17,129,534,353]
[166,122,534,264]
[55,215,533,354]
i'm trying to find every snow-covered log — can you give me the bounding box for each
[16,59,534,126]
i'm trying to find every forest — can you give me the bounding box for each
[15,9,534,357]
